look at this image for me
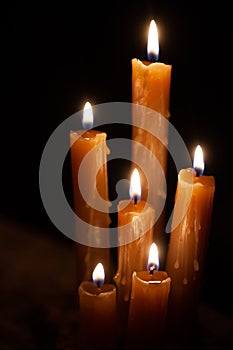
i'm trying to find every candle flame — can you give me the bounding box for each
[82,101,94,130]
[92,262,105,287]
[147,19,159,62]
[193,145,205,176]
[147,242,159,274]
[129,168,141,204]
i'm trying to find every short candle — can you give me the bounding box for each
[78,262,117,350]
[126,243,171,348]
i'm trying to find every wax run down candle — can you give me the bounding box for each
[78,263,117,350]
[113,168,155,343]
[131,19,172,268]
[70,102,112,289]
[126,243,171,349]
[165,145,215,340]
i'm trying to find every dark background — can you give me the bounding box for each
[1,1,233,348]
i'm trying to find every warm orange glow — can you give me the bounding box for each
[129,168,141,203]
[92,262,105,286]
[147,19,159,61]
[193,145,205,176]
[82,101,94,130]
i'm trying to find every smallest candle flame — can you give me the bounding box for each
[82,101,94,130]
[193,145,205,176]
[92,262,105,288]
[129,168,141,204]
[147,19,159,62]
[147,243,159,274]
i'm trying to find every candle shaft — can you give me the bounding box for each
[70,130,112,287]
[131,59,172,267]
[166,168,215,337]
[113,199,155,341]
[78,281,117,350]
[126,270,171,348]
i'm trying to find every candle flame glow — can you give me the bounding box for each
[129,168,141,204]
[193,145,205,176]
[147,19,159,62]
[92,262,105,287]
[82,101,94,130]
[147,242,159,274]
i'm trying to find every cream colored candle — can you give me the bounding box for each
[126,243,171,348]
[70,102,111,287]
[166,145,215,336]
[113,168,155,341]
[78,263,117,350]
[131,20,172,265]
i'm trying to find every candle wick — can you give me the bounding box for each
[133,195,138,206]
[193,167,203,177]
[147,52,159,63]
[148,264,157,275]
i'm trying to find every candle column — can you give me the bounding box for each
[166,145,215,340]
[131,20,172,267]
[78,263,117,350]
[113,169,155,342]
[70,102,112,288]
[126,243,171,349]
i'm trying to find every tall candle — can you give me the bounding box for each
[113,168,155,342]
[70,102,112,288]
[131,19,172,266]
[78,263,117,350]
[165,145,215,338]
[126,243,171,348]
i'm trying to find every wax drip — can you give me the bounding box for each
[193,200,201,277]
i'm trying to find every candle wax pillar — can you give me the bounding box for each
[126,270,171,348]
[113,199,155,341]
[78,281,117,350]
[166,168,215,337]
[131,59,172,267]
[70,130,112,287]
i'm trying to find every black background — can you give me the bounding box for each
[2,0,233,320]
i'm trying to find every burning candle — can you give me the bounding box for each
[126,243,171,348]
[70,102,112,288]
[78,263,117,350]
[131,19,172,266]
[165,145,215,338]
[113,168,155,341]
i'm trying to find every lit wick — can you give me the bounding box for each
[82,101,94,130]
[129,168,141,206]
[147,243,159,275]
[92,263,105,289]
[147,19,159,63]
[193,145,204,177]
[133,194,139,206]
